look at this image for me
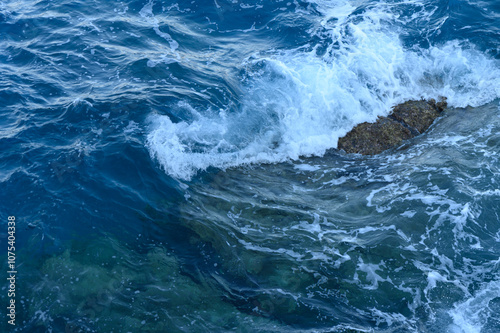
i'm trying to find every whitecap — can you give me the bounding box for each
[147,0,500,180]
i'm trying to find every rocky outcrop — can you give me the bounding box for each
[337,117,414,155]
[338,98,447,155]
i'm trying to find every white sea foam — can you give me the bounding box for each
[448,279,500,333]
[294,164,321,171]
[140,1,179,53]
[356,258,388,290]
[147,0,500,180]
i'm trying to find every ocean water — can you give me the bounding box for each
[1,0,500,332]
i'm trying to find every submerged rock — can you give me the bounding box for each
[338,98,447,155]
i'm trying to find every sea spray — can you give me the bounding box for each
[147,1,500,180]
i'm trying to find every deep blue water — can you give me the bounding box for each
[1,0,500,332]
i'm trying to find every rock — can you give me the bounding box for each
[338,117,414,155]
[390,99,442,134]
[436,97,448,112]
[338,98,447,155]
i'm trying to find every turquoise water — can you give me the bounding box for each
[1,0,500,332]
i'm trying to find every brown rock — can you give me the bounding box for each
[338,98,447,155]
[436,97,448,112]
[338,117,414,155]
[390,100,443,134]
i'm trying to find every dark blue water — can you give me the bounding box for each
[1,0,500,332]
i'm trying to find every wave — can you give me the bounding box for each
[146,0,500,180]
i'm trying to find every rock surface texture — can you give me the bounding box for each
[338,98,447,155]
